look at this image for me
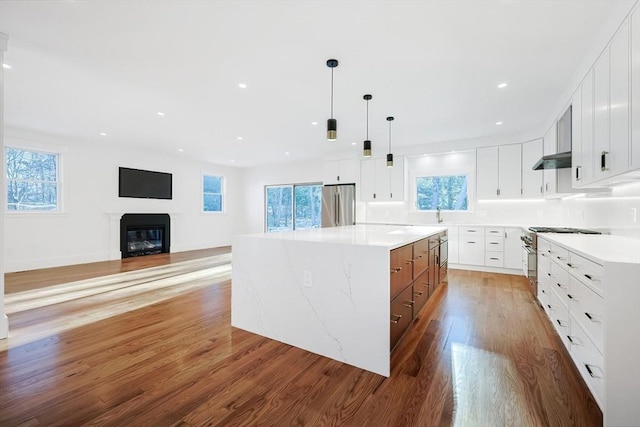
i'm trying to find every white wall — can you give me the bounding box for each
[4,130,243,272]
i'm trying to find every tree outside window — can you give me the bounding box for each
[203,175,224,212]
[416,175,468,211]
[6,147,59,211]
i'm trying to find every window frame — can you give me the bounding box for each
[5,145,63,214]
[413,173,471,212]
[408,151,476,213]
[264,182,322,232]
[201,173,225,214]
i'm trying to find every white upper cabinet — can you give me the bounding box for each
[476,144,522,200]
[543,123,558,196]
[631,6,640,170]
[571,87,583,187]
[499,144,522,198]
[593,43,611,181]
[360,156,405,202]
[476,146,499,199]
[522,138,544,198]
[609,20,630,177]
[580,70,597,186]
[323,159,358,185]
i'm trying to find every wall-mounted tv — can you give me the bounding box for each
[119,167,173,200]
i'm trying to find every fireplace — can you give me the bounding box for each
[120,214,170,258]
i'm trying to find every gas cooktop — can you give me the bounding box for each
[528,226,602,235]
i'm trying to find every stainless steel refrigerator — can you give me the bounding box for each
[321,184,356,227]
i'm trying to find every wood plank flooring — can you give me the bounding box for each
[0,251,602,426]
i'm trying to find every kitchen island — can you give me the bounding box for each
[231,224,447,376]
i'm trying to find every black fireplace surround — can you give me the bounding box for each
[120,213,170,258]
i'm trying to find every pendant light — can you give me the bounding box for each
[386,116,394,167]
[326,59,338,141]
[363,94,372,157]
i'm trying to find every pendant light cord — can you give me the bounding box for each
[366,100,369,140]
[388,121,392,152]
[330,68,334,118]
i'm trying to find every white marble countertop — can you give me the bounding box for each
[240,224,447,250]
[538,233,640,264]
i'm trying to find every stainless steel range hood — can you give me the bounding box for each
[532,151,572,170]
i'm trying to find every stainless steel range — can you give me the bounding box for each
[521,226,602,296]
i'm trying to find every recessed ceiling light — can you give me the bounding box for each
[178,148,184,152]
[351,142,356,145]
[496,121,503,125]
[100,132,107,136]
[311,121,318,126]
[237,136,243,140]
[230,159,235,163]
[157,112,165,116]
[238,83,247,89]
[497,83,508,88]
[285,151,290,155]
[2,63,12,69]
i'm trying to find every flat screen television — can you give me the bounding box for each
[119,167,172,200]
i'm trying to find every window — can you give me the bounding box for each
[265,183,322,232]
[5,147,60,211]
[416,175,468,211]
[203,174,224,212]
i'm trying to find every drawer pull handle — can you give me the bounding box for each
[406,260,414,264]
[390,314,403,324]
[547,304,554,310]
[585,364,603,379]
[567,293,575,300]
[415,255,423,260]
[403,301,415,308]
[490,257,499,260]
[556,319,567,327]
[556,282,566,289]
[583,274,599,282]
[541,289,547,294]
[414,291,423,297]
[567,335,574,344]
[467,241,476,244]
[566,263,573,268]
[489,242,500,245]
[584,312,600,322]
[390,267,402,274]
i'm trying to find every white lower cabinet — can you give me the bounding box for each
[447,226,459,264]
[458,227,485,266]
[537,235,640,426]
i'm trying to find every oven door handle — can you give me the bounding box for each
[523,245,536,255]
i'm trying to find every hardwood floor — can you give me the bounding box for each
[0,252,602,426]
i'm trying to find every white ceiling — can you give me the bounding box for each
[0,0,635,167]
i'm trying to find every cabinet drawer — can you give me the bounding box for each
[547,287,570,350]
[485,251,504,267]
[568,252,604,295]
[538,250,552,277]
[413,270,430,316]
[485,227,504,236]
[549,262,570,306]
[458,236,485,266]
[548,244,569,265]
[538,280,550,307]
[460,226,484,235]
[390,244,414,299]
[569,315,604,406]
[412,238,429,277]
[485,236,504,251]
[390,285,414,351]
[569,275,604,352]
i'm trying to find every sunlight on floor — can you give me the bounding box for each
[1,255,232,351]
[451,342,532,426]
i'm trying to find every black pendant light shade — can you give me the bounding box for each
[327,59,339,141]
[386,116,394,167]
[363,94,372,157]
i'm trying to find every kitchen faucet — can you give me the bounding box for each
[436,207,443,223]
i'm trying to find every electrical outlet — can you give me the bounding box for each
[303,270,312,288]
[632,208,638,224]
